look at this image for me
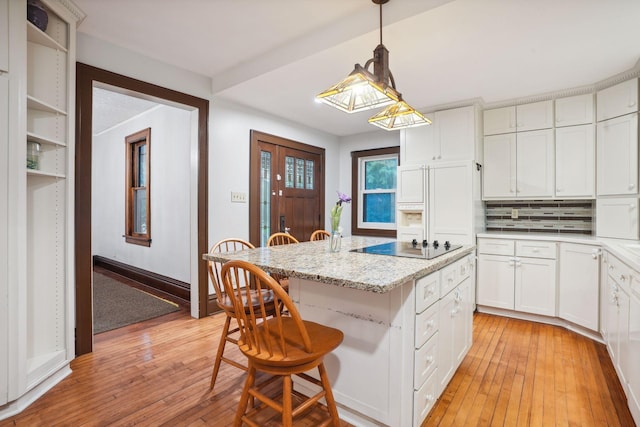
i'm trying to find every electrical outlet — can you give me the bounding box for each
[231,191,247,203]
[511,208,519,219]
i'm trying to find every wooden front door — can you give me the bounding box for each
[250,131,325,246]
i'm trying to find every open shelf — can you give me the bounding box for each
[27,131,66,147]
[26,21,67,52]
[27,95,67,115]
[26,169,66,179]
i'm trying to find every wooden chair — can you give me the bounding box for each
[220,260,344,427]
[207,238,278,393]
[266,232,299,246]
[310,230,331,241]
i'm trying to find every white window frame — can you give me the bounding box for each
[357,153,398,231]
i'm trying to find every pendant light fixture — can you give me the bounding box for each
[316,0,431,130]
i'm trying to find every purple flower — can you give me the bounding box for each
[336,191,352,206]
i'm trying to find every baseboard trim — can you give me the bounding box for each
[93,256,190,305]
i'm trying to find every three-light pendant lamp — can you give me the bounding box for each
[315,0,431,131]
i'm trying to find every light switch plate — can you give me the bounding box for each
[231,191,247,203]
[511,208,519,219]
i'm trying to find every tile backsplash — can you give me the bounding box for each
[485,200,594,234]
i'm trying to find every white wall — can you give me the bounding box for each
[337,130,401,237]
[92,105,192,282]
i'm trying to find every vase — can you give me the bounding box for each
[329,230,341,252]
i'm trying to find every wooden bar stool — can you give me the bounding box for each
[310,230,331,241]
[221,260,343,427]
[206,238,278,393]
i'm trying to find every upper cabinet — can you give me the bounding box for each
[401,105,480,165]
[397,164,426,205]
[597,113,638,196]
[555,93,594,127]
[597,79,638,122]
[483,101,553,135]
[0,0,8,73]
[555,124,595,198]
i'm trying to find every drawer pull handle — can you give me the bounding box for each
[426,394,434,402]
[426,356,434,365]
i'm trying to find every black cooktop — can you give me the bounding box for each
[351,240,462,260]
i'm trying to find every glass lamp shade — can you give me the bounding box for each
[316,64,400,113]
[368,99,432,130]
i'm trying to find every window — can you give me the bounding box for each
[351,147,399,237]
[125,128,151,246]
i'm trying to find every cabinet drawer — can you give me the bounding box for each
[416,272,440,314]
[478,238,515,256]
[415,300,439,349]
[515,240,556,259]
[607,254,631,291]
[440,256,472,297]
[414,332,438,390]
[414,369,438,427]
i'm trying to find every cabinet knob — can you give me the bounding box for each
[628,101,637,107]
[432,156,436,160]
[629,184,635,190]
[630,203,636,209]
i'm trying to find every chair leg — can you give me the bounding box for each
[318,363,341,427]
[282,375,293,427]
[210,314,232,391]
[235,365,256,427]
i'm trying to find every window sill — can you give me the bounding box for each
[124,235,152,247]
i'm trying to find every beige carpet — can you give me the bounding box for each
[93,272,180,334]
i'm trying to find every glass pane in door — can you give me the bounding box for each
[260,151,272,246]
[133,189,147,233]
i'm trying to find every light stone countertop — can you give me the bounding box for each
[203,236,476,294]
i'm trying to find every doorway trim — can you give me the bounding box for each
[75,63,209,355]
[249,130,325,246]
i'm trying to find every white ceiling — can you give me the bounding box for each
[75,0,640,137]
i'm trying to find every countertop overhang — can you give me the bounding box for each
[203,236,476,293]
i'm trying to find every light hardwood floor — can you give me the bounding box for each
[0,310,634,426]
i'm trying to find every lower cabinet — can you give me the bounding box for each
[558,243,601,331]
[477,238,557,316]
[413,254,473,425]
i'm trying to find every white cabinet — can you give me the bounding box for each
[627,271,640,425]
[597,79,638,122]
[397,164,426,204]
[437,276,472,394]
[515,100,554,132]
[597,113,638,196]
[477,238,557,316]
[0,0,8,73]
[0,73,7,407]
[483,106,516,135]
[483,129,554,199]
[401,105,479,165]
[483,101,553,135]
[558,243,600,331]
[555,124,595,198]
[429,161,475,245]
[555,93,594,127]
[596,197,639,240]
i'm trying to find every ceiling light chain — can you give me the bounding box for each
[316,0,430,130]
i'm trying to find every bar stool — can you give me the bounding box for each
[221,260,343,427]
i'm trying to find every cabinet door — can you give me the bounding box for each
[397,164,425,204]
[401,117,435,165]
[597,113,638,196]
[453,278,472,366]
[597,79,638,122]
[555,124,595,198]
[558,243,600,330]
[483,106,516,135]
[596,197,640,240]
[514,257,557,316]
[516,129,555,198]
[516,100,553,132]
[435,106,475,161]
[483,133,516,199]
[606,276,620,361]
[0,0,8,73]
[618,288,631,386]
[429,161,472,244]
[555,93,594,127]
[477,254,514,309]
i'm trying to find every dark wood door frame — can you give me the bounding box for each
[75,63,209,356]
[249,130,325,246]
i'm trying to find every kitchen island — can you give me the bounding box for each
[204,236,476,426]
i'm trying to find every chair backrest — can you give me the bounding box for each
[207,238,255,301]
[310,230,330,241]
[266,232,299,247]
[221,260,313,358]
